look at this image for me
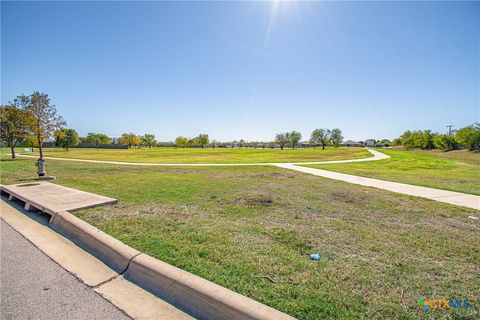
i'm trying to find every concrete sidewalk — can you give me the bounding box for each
[276,163,480,210]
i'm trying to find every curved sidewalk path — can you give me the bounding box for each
[276,163,479,210]
[17,149,389,166]
[18,149,479,210]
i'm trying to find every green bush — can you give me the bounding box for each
[433,134,457,151]
[394,124,480,151]
[455,123,480,151]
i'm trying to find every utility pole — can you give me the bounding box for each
[446,125,454,136]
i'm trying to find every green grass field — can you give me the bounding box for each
[14,146,371,164]
[410,149,480,165]
[1,157,478,319]
[303,149,480,195]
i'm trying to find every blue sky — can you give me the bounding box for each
[2,1,479,141]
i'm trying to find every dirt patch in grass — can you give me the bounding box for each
[251,171,297,179]
[241,194,275,206]
[331,191,366,204]
[216,193,276,207]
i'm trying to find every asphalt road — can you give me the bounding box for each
[0,219,131,320]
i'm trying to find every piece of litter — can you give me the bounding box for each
[468,216,479,220]
[255,275,297,284]
[309,253,321,260]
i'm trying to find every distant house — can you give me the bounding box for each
[220,142,236,148]
[364,139,376,147]
[341,140,363,147]
[300,141,310,148]
[41,141,56,148]
[76,143,128,149]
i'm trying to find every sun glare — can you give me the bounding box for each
[264,0,301,46]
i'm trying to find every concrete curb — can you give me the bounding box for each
[1,183,295,319]
[125,254,294,320]
[49,211,141,274]
[49,210,294,320]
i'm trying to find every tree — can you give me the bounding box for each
[398,130,413,149]
[23,135,39,150]
[196,134,209,148]
[275,133,289,150]
[119,133,140,148]
[400,130,426,150]
[420,130,434,149]
[238,139,246,148]
[456,123,480,151]
[330,128,343,148]
[375,139,391,148]
[142,133,156,148]
[85,133,111,149]
[400,130,434,150]
[411,131,424,149]
[55,128,79,150]
[187,138,198,147]
[310,129,331,150]
[14,92,65,159]
[433,134,457,151]
[401,131,415,150]
[288,131,302,150]
[391,138,402,146]
[175,136,188,148]
[0,105,34,158]
[381,139,391,147]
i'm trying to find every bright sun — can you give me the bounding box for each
[265,0,299,45]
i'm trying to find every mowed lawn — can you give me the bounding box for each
[17,146,371,164]
[411,149,480,165]
[304,149,480,195]
[1,158,478,319]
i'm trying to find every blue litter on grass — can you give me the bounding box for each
[309,253,320,260]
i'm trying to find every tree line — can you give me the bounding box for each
[274,128,344,150]
[53,131,161,150]
[1,92,347,159]
[0,93,346,154]
[392,123,480,151]
[4,92,476,161]
[174,134,209,148]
